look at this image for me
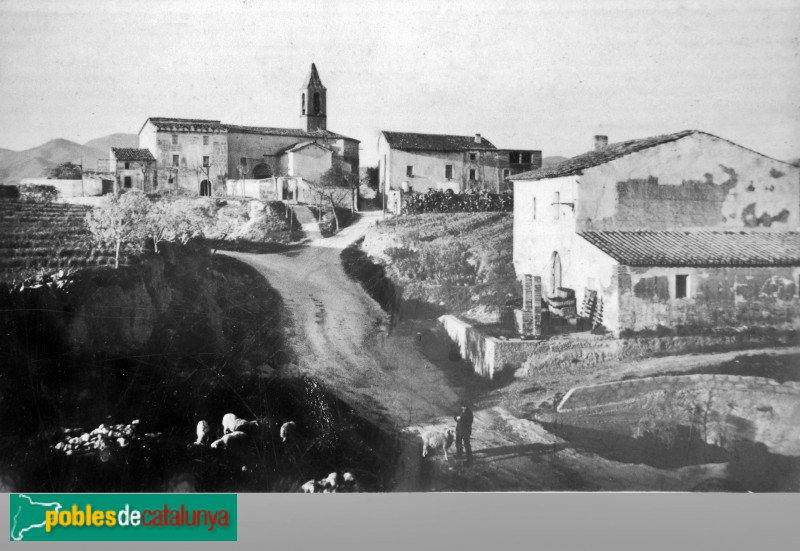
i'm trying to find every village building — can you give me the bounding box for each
[511,130,800,335]
[377,131,541,203]
[108,147,156,194]
[136,64,360,198]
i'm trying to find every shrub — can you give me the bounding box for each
[19,184,59,203]
[402,189,512,214]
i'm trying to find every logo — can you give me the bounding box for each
[9,494,237,541]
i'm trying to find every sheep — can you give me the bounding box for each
[421,428,455,461]
[339,472,360,493]
[321,472,339,493]
[279,421,296,443]
[210,431,250,453]
[195,420,210,446]
[301,479,322,493]
[222,413,260,436]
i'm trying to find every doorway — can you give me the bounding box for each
[200,180,211,196]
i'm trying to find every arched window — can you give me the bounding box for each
[301,93,305,115]
[313,92,321,115]
[549,251,562,296]
[200,180,211,197]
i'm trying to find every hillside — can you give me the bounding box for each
[0,133,137,184]
[542,155,568,168]
[358,212,519,316]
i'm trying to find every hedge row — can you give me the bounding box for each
[401,189,513,214]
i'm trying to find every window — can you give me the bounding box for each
[521,152,532,164]
[301,93,306,115]
[203,156,210,167]
[172,134,178,145]
[532,196,536,220]
[240,157,247,166]
[406,165,413,177]
[553,191,560,220]
[675,275,688,299]
[313,92,321,115]
[469,168,477,180]
[172,154,179,167]
[445,164,453,179]
[124,162,130,169]
[168,177,174,184]
[509,152,520,164]
[203,135,209,145]
[469,152,477,161]
[123,176,132,189]
[503,168,511,179]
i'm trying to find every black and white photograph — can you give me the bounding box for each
[1,0,799,495]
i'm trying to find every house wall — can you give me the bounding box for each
[513,174,623,329]
[617,265,800,332]
[141,125,228,195]
[577,132,800,231]
[286,145,332,181]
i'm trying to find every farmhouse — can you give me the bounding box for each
[377,131,541,197]
[511,130,800,335]
[136,64,360,197]
[109,148,156,194]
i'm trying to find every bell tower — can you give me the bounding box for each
[300,63,327,132]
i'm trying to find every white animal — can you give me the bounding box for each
[195,420,210,445]
[339,472,359,493]
[210,431,250,453]
[321,472,339,493]
[421,428,455,461]
[280,421,296,443]
[222,413,260,435]
[301,479,322,493]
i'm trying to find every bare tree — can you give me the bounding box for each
[86,191,150,268]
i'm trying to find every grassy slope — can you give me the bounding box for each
[363,212,519,313]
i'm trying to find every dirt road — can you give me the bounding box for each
[223,212,468,433]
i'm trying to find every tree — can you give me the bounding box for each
[362,166,379,189]
[310,162,359,232]
[48,162,82,179]
[143,198,207,253]
[86,191,150,268]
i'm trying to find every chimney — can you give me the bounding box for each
[594,135,608,150]
[474,133,482,144]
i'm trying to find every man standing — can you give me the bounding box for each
[454,404,474,464]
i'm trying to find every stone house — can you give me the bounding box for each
[109,147,156,194]
[377,131,541,196]
[512,130,800,335]
[136,64,359,196]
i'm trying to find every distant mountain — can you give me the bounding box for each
[0,133,137,184]
[82,133,138,156]
[788,158,800,168]
[542,155,568,168]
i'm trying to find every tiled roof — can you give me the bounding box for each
[579,230,800,267]
[111,148,156,162]
[225,124,357,142]
[382,131,497,151]
[513,130,698,180]
[147,117,226,133]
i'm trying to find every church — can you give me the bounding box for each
[136,64,360,196]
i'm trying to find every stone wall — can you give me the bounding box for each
[617,265,800,332]
[556,374,800,456]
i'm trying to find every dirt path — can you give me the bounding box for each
[222,212,466,434]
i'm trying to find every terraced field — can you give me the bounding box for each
[0,199,132,283]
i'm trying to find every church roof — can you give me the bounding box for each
[225,124,358,142]
[301,63,326,90]
[381,131,497,152]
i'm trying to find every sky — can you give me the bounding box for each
[0,0,798,165]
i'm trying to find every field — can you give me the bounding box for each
[361,212,519,313]
[0,199,130,283]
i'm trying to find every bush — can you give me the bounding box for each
[19,184,59,203]
[402,189,512,214]
[0,185,20,199]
